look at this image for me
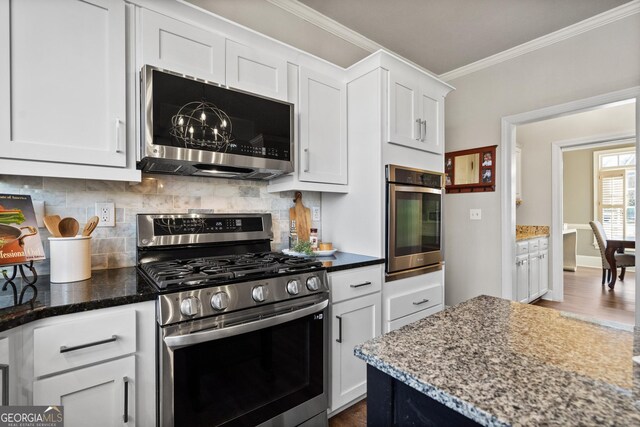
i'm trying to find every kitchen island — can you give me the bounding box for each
[354,295,640,426]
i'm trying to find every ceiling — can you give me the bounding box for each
[187,0,632,75]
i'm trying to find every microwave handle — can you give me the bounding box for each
[164,299,328,350]
[391,185,442,195]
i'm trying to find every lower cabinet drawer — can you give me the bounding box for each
[33,308,136,377]
[388,283,442,321]
[329,265,382,304]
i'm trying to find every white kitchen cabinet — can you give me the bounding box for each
[298,67,347,185]
[388,67,444,154]
[515,237,549,303]
[139,8,225,84]
[539,249,549,296]
[516,254,529,303]
[0,0,132,173]
[515,146,523,203]
[328,265,382,414]
[226,39,288,101]
[25,301,156,426]
[34,356,134,427]
[330,293,380,413]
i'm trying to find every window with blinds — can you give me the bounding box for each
[595,147,636,241]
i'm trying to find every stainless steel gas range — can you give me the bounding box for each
[136,213,329,427]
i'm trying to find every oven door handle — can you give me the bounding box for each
[390,184,442,195]
[163,299,329,350]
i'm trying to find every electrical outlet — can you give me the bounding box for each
[312,207,321,221]
[96,202,115,227]
[470,209,482,220]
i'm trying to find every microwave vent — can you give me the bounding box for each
[147,162,183,173]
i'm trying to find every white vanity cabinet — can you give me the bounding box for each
[139,8,225,84]
[26,301,156,426]
[328,265,382,415]
[0,0,139,181]
[388,65,446,155]
[515,237,549,303]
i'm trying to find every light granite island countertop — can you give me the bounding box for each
[354,295,640,426]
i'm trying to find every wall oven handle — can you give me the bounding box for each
[350,281,372,288]
[336,316,342,343]
[164,299,328,350]
[123,376,129,423]
[0,364,8,405]
[60,335,118,353]
[391,184,442,195]
[415,119,421,141]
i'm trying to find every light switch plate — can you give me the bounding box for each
[470,209,482,220]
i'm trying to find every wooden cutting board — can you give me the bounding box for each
[289,191,312,242]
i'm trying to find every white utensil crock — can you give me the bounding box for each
[49,236,92,283]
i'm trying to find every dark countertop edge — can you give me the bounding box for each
[354,346,508,427]
[323,255,385,273]
[0,292,156,332]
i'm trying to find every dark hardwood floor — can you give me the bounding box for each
[535,267,635,325]
[329,399,366,427]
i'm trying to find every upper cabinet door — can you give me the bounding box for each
[225,39,288,101]
[388,69,420,147]
[0,0,126,167]
[298,68,347,185]
[419,90,442,155]
[140,8,225,84]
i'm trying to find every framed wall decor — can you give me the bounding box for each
[445,145,497,193]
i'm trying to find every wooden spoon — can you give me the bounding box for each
[82,216,99,237]
[58,217,79,237]
[43,215,62,237]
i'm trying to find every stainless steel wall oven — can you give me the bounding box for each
[386,165,444,280]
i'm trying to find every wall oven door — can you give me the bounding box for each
[159,296,328,427]
[387,183,442,277]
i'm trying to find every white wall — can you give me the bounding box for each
[516,102,636,226]
[444,13,640,306]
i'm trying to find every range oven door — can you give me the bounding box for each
[159,298,328,427]
[387,183,442,275]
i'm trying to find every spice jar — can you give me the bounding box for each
[309,228,318,250]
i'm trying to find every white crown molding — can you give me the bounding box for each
[266,0,383,53]
[440,0,640,82]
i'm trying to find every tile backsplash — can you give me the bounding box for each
[0,174,321,274]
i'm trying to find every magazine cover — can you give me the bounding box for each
[0,194,46,266]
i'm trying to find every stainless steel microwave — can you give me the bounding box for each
[139,65,294,180]
[386,165,444,280]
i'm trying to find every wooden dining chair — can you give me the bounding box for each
[589,220,635,284]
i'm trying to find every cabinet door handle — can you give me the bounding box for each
[304,148,310,172]
[123,376,129,423]
[0,364,8,406]
[336,315,342,343]
[115,119,124,153]
[421,120,427,142]
[413,298,430,305]
[60,335,117,353]
[350,281,372,288]
[415,119,421,140]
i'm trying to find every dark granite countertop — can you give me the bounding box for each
[0,267,156,332]
[314,251,384,272]
[355,295,640,426]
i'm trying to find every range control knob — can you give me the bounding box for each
[210,292,230,311]
[306,276,321,291]
[252,285,266,303]
[286,280,300,295]
[180,296,201,317]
